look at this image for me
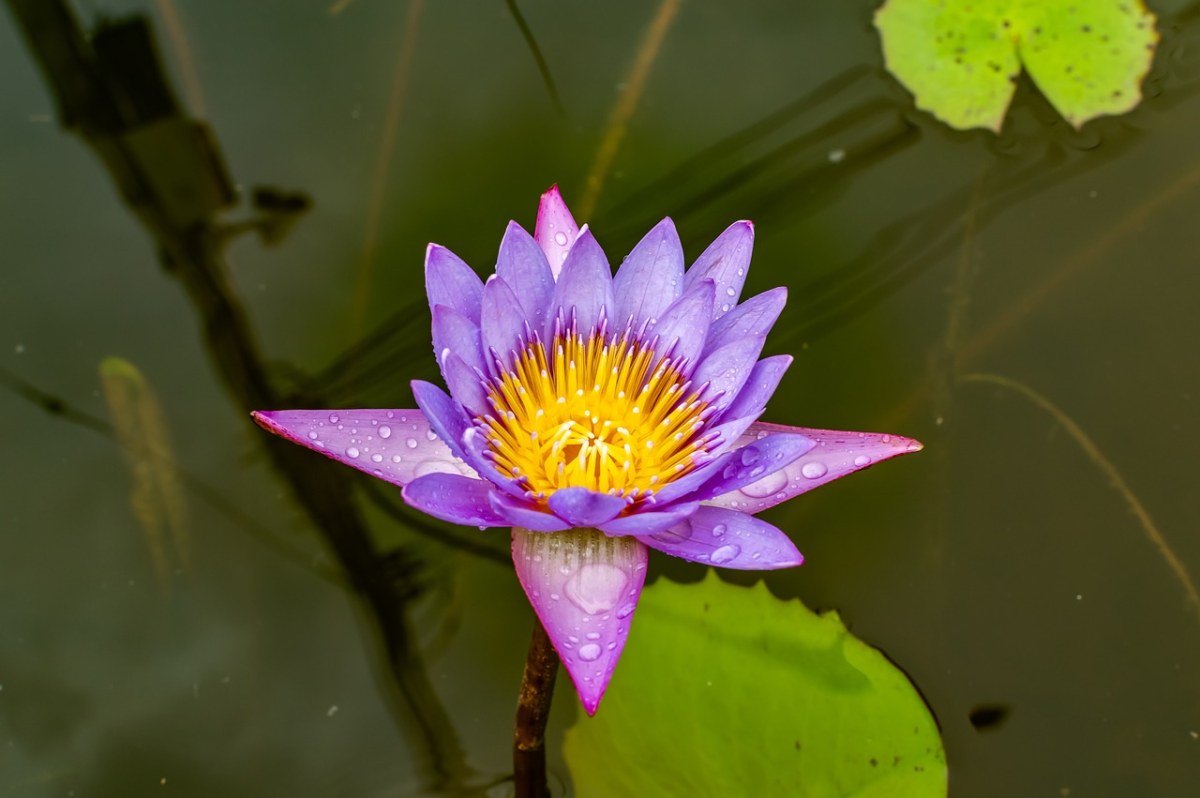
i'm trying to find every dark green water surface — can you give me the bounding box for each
[2,1,1199,795]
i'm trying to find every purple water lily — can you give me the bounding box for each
[253,186,921,715]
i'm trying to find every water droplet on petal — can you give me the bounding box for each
[564,563,628,615]
[725,286,736,297]
[328,413,339,424]
[585,631,601,640]
[554,231,568,246]
[741,468,788,498]
[406,438,418,449]
[391,455,403,463]
[711,524,727,537]
[371,453,383,463]
[379,425,392,439]
[307,431,319,440]
[345,447,360,458]
[801,461,828,479]
[710,545,740,564]
[853,454,871,467]
[578,643,602,662]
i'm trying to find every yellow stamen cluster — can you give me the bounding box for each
[480,330,710,502]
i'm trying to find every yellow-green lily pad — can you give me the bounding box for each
[874,0,1159,131]
[563,572,946,797]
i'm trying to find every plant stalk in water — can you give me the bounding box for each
[514,618,560,798]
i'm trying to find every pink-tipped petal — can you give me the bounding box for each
[534,184,580,279]
[707,422,924,514]
[432,304,485,377]
[495,221,555,333]
[480,275,528,369]
[598,502,700,536]
[546,227,614,341]
[512,527,648,715]
[489,492,571,532]
[718,355,792,423]
[425,244,483,324]
[690,334,766,411]
[647,506,803,569]
[687,432,816,503]
[612,217,685,329]
[648,278,715,369]
[402,473,507,527]
[704,286,787,355]
[547,487,627,526]
[251,409,474,487]
[684,220,754,320]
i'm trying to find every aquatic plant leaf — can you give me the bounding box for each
[563,572,946,797]
[874,0,1158,131]
[99,357,189,591]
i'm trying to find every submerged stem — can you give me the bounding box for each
[513,619,560,798]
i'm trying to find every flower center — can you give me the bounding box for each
[479,328,712,501]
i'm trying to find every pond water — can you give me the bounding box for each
[2,1,1199,796]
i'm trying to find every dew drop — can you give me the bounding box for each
[616,603,636,619]
[307,431,319,440]
[406,438,418,449]
[721,303,731,313]
[710,545,740,564]
[801,461,828,479]
[725,286,736,297]
[345,446,360,458]
[391,454,402,463]
[564,563,628,615]
[379,425,392,439]
[711,523,727,537]
[585,631,601,640]
[740,468,788,498]
[578,643,602,662]
[371,453,383,463]
[554,231,568,246]
[853,454,871,467]
[328,413,339,424]
[426,430,438,441]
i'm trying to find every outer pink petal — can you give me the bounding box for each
[511,527,647,716]
[251,409,475,487]
[707,421,923,514]
[534,185,580,279]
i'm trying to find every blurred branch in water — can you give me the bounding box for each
[961,373,1200,624]
[4,1,474,790]
[151,0,205,116]
[505,0,564,116]
[577,0,681,220]
[0,365,343,586]
[350,0,424,339]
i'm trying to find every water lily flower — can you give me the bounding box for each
[253,187,921,715]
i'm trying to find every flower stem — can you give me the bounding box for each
[513,618,560,798]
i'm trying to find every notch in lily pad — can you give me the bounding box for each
[874,0,1160,132]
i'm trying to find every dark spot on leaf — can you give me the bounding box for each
[1082,25,1091,33]
[915,766,925,772]
[969,703,1011,731]
[794,740,802,751]
[1002,19,1010,28]
[869,757,878,767]
[1066,65,1074,73]
[1113,90,1123,98]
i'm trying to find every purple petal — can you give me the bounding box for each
[687,433,815,503]
[547,487,627,526]
[690,334,766,412]
[425,244,483,324]
[546,227,614,340]
[252,409,474,487]
[684,221,754,320]
[647,506,803,569]
[402,472,507,527]
[704,287,787,355]
[707,422,924,514]
[411,380,473,462]
[432,305,485,376]
[599,501,700,536]
[488,492,570,532]
[611,217,685,329]
[480,276,529,370]
[534,185,580,279]
[442,353,489,418]
[649,278,714,370]
[718,355,792,423]
[496,221,555,333]
[512,527,647,715]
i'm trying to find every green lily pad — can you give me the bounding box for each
[874,0,1159,131]
[563,572,946,797]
